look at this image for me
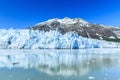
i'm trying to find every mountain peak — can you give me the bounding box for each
[36,17,88,26]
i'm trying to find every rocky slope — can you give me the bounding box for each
[28,17,120,40]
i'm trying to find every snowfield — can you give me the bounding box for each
[0,29,120,49]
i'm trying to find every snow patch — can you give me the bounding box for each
[36,17,89,26]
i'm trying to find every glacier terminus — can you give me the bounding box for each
[0,29,119,49]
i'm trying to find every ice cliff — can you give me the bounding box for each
[0,29,119,49]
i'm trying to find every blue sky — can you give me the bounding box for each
[0,0,120,29]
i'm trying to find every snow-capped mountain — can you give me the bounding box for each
[0,17,120,49]
[29,17,120,40]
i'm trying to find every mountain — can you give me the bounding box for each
[28,17,120,41]
[0,17,120,49]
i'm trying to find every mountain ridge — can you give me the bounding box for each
[28,17,120,41]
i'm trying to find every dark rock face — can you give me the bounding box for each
[28,18,119,40]
[82,24,117,39]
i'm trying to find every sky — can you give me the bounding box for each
[0,0,120,29]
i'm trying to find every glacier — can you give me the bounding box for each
[0,29,119,49]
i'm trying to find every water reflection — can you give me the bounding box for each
[0,49,120,77]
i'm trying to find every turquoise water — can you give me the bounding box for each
[0,49,120,80]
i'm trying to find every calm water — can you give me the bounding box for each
[0,49,120,80]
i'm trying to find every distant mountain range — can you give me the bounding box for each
[28,17,120,42]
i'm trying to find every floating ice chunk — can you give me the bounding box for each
[89,76,95,80]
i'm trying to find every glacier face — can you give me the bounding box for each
[0,29,119,49]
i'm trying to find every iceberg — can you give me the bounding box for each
[0,29,119,49]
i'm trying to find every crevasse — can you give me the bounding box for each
[0,29,119,49]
